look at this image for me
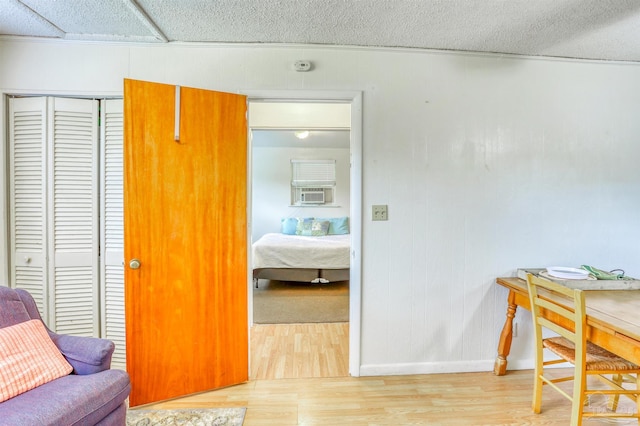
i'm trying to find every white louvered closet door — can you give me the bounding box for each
[9,97,48,315]
[9,97,100,336]
[101,99,126,369]
[49,97,99,336]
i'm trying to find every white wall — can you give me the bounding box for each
[2,38,640,375]
[251,146,350,241]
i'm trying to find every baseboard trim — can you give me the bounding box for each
[359,358,536,376]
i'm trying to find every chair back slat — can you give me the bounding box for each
[538,317,576,341]
[527,273,586,348]
[535,297,576,322]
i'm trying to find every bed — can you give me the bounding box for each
[252,232,351,287]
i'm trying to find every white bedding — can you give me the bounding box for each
[252,233,350,270]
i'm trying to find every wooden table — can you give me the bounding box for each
[494,276,640,375]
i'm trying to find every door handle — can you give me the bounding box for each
[129,258,141,269]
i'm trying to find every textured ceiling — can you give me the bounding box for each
[2,0,640,62]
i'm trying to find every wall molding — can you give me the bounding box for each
[359,358,536,376]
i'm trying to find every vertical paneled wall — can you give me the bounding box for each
[2,39,640,374]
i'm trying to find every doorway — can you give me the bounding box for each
[247,96,362,379]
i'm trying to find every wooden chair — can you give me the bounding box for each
[526,273,640,425]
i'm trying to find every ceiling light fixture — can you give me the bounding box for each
[294,130,310,140]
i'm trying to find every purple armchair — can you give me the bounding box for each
[0,286,130,425]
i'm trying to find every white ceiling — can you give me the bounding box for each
[2,0,640,62]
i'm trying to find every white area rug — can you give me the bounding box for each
[126,407,246,426]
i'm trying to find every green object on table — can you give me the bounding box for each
[581,265,630,280]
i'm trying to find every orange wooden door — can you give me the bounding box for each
[123,79,248,407]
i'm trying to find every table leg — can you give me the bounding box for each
[494,290,518,376]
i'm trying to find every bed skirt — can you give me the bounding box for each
[252,268,349,287]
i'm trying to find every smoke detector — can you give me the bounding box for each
[294,60,312,72]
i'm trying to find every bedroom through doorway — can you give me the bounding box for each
[248,101,352,379]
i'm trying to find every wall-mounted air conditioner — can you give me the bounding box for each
[300,190,325,204]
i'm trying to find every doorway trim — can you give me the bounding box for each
[244,90,362,377]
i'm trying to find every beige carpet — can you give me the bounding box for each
[126,407,246,425]
[253,280,349,324]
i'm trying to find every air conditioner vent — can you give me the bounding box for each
[300,189,325,204]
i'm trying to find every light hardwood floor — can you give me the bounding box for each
[140,323,635,425]
[249,322,349,380]
[143,370,633,425]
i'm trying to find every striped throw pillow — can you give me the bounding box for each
[0,319,73,402]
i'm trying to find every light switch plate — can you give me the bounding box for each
[372,205,388,221]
